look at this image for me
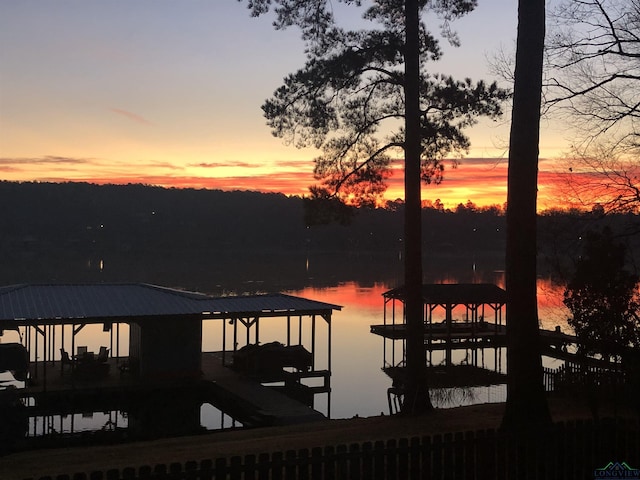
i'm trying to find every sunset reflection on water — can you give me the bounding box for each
[285,277,571,418]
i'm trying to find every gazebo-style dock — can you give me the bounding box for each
[0,283,341,447]
[371,283,510,369]
[370,283,579,412]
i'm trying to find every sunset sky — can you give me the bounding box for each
[0,1,571,210]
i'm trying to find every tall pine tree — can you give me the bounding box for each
[241,0,507,414]
[501,0,552,430]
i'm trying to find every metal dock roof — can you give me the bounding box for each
[383,283,507,305]
[0,283,341,325]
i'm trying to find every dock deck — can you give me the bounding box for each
[370,322,577,349]
[17,352,326,427]
[201,352,326,426]
[384,364,507,389]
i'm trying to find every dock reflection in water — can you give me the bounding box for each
[1,371,242,453]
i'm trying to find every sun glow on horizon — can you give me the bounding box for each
[0,150,582,211]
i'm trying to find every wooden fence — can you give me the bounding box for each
[28,419,640,480]
[543,362,629,394]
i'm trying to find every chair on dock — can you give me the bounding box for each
[60,349,72,365]
[97,346,109,362]
[60,348,73,374]
[74,347,110,380]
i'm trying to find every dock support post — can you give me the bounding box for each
[327,314,332,418]
[255,318,259,344]
[222,318,227,366]
[311,314,316,371]
[61,324,65,376]
[233,318,238,354]
[445,305,453,367]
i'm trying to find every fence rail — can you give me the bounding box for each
[27,419,640,480]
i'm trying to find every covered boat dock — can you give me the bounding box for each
[372,283,509,368]
[0,283,341,443]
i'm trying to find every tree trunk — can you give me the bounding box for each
[401,0,432,415]
[501,0,551,430]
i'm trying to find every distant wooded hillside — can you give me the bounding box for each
[0,181,636,290]
[1,181,504,253]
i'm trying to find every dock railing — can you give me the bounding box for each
[543,361,628,394]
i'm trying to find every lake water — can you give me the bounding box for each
[284,276,570,419]
[0,252,573,440]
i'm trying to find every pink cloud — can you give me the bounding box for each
[110,108,152,125]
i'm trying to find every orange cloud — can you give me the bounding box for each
[64,171,313,196]
[189,161,262,169]
[0,156,92,166]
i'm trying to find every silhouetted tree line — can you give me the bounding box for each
[1,181,506,254]
[0,181,637,288]
[537,208,640,280]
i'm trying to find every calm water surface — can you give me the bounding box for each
[1,253,573,439]
[285,276,570,419]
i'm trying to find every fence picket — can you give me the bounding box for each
[373,440,385,480]
[257,452,270,480]
[361,441,373,479]
[242,454,256,480]
[199,459,213,480]
[152,463,167,479]
[453,432,464,479]
[271,451,284,480]
[385,438,397,480]
[297,448,310,480]
[409,436,421,479]
[557,421,569,479]
[463,431,475,480]
[430,434,443,479]
[443,432,454,479]
[214,457,227,480]
[335,444,348,480]
[573,420,588,480]
[310,446,323,480]
[284,450,297,480]
[495,430,507,480]
[397,438,409,480]
[229,456,243,480]
[121,467,135,480]
[104,469,119,480]
[348,443,361,480]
